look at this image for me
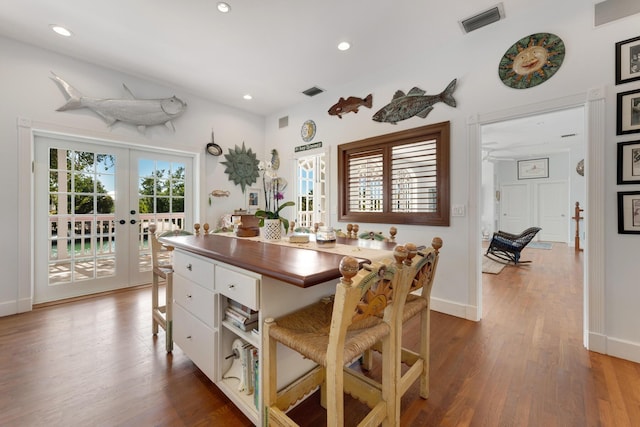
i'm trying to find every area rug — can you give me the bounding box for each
[527,241,552,250]
[482,256,506,274]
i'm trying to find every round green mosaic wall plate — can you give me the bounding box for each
[498,33,565,89]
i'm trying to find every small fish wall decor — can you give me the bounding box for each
[372,79,457,124]
[328,94,373,118]
[50,72,187,133]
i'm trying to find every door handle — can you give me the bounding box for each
[119,219,126,225]
[130,219,137,225]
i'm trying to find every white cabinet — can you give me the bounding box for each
[172,249,261,425]
[172,248,338,426]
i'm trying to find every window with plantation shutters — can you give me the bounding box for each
[338,122,450,226]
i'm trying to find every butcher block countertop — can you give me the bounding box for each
[160,233,396,288]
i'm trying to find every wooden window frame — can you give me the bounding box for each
[338,122,450,226]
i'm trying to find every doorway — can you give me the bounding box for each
[33,133,194,304]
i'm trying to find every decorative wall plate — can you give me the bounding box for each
[498,33,565,89]
[220,142,260,193]
[301,120,316,142]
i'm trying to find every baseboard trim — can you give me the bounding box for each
[431,297,477,321]
[606,336,640,364]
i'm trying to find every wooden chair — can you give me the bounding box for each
[263,245,413,427]
[149,224,191,353]
[362,238,443,415]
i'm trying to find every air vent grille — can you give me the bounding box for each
[302,86,324,97]
[279,116,289,129]
[459,3,505,34]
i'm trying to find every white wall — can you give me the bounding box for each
[264,1,640,362]
[0,36,265,315]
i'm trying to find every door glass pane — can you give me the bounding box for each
[48,148,117,285]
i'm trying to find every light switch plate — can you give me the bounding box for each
[452,204,466,217]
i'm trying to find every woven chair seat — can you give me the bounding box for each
[403,294,428,321]
[268,300,391,367]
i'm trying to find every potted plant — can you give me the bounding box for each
[255,151,294,239]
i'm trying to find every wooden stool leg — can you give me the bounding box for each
[152,272,159,335]
[165,272,173,353]
[419,307,430,399]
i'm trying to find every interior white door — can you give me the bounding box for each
[537,180,568,242]
[499,183,530,233]
[34,135,193,303]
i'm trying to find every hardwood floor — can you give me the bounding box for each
[1,243,638,426]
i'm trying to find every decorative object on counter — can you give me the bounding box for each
[616,88,640,135]
[206,130,223,156]
[315,226,336,248]
[372,79,457,124]
[615,35,640,85]
[246,187,260,214]
[220,142,260,193]
[300,119,316,142]
[389,226,397,241]
[313,222,324,233]
[254,152,294,233]
[288,234,310,243]
[261,218,282,241]
[498,33,565,89]
[50,72,187,132]
[328,94,373,118]
[345,223,360,239]
[194,223,210,235]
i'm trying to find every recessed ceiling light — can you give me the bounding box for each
[217,2,231,13]
[243,94,253,100]
[337,41,351,51]
[50,25,72,37]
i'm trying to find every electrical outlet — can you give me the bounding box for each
[452,204,466,217]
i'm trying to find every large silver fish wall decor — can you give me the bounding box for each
[372,79,457,124]
[50,72,187,132]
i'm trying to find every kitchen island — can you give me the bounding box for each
[159,233,395,425]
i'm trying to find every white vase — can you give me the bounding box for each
[262,219,282,241]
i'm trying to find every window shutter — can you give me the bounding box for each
[347,148,383,212]
[391,139,437,213]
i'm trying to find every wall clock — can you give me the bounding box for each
[301,120,316,142]
[498,32,565,89]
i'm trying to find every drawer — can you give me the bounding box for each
[174,274,216,328]
[215,265,259,311]
[173,250,215,290]
[173,303,216,382]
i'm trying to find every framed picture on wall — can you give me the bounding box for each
[246,187,260,214]
[616,88,640,135]
[517,158,549,179]
[617,191,640,234]
[617,140,640,184]
[615,35,640,85]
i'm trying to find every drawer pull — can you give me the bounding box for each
[186,335,192,340]
[186,263,192,271]
[228,284,235,290]
[186,294,192,299]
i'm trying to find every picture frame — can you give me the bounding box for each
[615,35,640,85]
[246,187,260,214]
[617,191,640,234]
[617,140,640,184]
[616,88,640,135]
[517,158,549,179]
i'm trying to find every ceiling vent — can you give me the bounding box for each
[459,3,505,34]
[302,86,324,97]
[278,116,289,129]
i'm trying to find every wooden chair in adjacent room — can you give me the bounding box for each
[149,224,191,353]
[262,245,413,427]
[362,238,443,415]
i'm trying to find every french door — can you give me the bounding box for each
[34,135,193,303]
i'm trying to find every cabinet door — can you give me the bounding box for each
[173,303,216,381]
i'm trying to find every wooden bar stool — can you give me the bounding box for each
[263,246,414,427]
[149,224,191,353]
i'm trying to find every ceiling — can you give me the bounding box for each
[481,107,585,161]
[1,0,540,117]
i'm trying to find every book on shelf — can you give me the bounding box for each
[227,298,258,319]
[225,316,258,332]
[224,307,256,324]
